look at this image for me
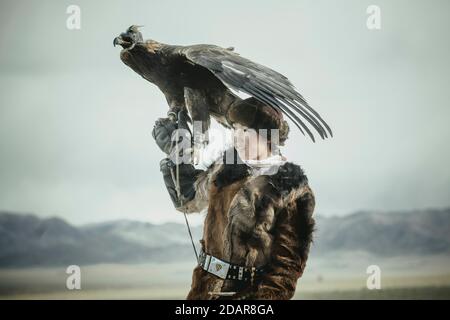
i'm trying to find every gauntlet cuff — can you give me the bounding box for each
[159,158,202,209]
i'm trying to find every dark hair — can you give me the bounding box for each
[227,98,290,145]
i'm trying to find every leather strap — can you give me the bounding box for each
[198,250,264,281]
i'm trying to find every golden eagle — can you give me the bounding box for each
[113,25,332,143]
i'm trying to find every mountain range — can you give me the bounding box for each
[0,208,449,267]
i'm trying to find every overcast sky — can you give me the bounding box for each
[0,0,449,225]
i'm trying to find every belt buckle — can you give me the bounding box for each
[207,256,230,279]
[198,250,206,266]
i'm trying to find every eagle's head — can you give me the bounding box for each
[113,25,143,50]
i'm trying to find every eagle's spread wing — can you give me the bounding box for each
[179,45,332,142]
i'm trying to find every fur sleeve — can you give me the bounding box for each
[177,162,221,213]
[246,184,316,300]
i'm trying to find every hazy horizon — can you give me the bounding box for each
[3,205,450,227]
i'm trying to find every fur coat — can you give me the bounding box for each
[178,149,316,300]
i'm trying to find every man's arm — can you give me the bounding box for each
[153,112,213,213]
[159,158,211,213]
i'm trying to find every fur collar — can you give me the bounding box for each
[213,148,308,193]
[269,162,309,196]
[214,148,250,189]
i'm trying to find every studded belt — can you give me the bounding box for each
[198,250,265,282]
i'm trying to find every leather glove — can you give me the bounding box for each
[152,116,177,155]
[160,158,202,209]
[152,110,192,157]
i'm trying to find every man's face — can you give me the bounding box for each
[232,124,269,160]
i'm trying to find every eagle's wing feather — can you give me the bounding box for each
[179,45,332,142]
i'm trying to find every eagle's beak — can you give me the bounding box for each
[113,36,123,47]
[113,33,135,49]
